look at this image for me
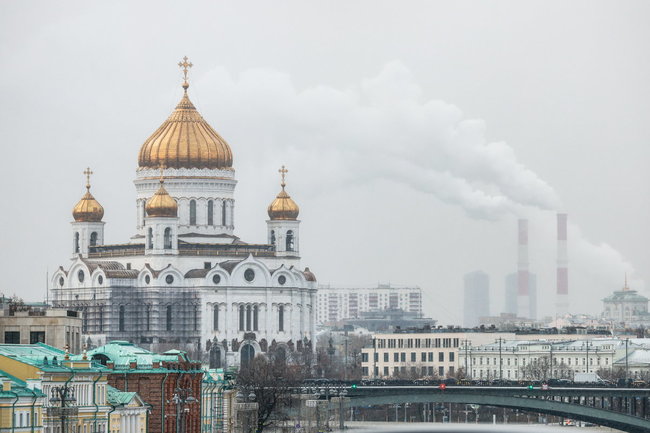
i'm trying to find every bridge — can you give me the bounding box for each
[341,386,650,433]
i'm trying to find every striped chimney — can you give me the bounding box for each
[556,213,569,315]
[517,219,530,318]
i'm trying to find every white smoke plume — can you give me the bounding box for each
[192,61,642,313]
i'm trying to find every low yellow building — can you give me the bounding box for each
[0,370,45,433]
[0,343,111,433]
[107,386,148,433]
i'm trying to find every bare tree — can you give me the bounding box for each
[520,355,552,381]
[237,355,306,433]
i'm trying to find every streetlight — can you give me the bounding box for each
[48,385,77,433]
[170,388,197,433]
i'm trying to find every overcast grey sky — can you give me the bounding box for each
[0,1,648,323]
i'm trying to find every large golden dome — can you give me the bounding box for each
[72,168,104,222]
[138,68,233,170]
[267,165,299,220]
[145,179,178,218]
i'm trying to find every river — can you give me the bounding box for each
[329,422,624,432]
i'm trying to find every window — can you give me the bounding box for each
[222,201,227,226]
[78,270,85,283]
[449,366,455,375]
[244,269,255,282]
[239,305,245,331]
[213,306,219,331]
[270,230,276,246]
[450,352,455,362]
[421,352,426,362]
[439,366,444,376]
[213,274,221,284]
[166,306,172,331]
[30,331,45,344]
[410,352,416,362]
[207,200,214,225]
[393,353,399,362]
[428,352,433,362]
[90,232,98,247]
[384,367,389,376]
[374,352,379,362]
[362,353,369,362]
[165,275,174,285]
[362,367,369,376]
[74,232,80,253]
[278,305,284,332]
[119,306,125,332]
[164,227,172,249]
[4,331,19,344]
[189,200,197,225]
[278,275,286,285]
[439,352,444,362]
[286,230,294,251]
[400,352,406,362]
[253,305,259,331]
[246,305,251,331]
[98,275,103,285]
[384,353,389,362]
[147,228,153,249]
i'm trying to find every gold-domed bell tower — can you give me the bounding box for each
[144,166,179,256]
[71,168,105,258]
[267,166,300,257]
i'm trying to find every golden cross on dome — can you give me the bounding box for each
[83,167,93,190]
[279,165,288,188]
[178,56,193,89]
[158,163,166,184]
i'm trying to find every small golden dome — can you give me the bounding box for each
[145,179,178,218]
[72,168,104,222]
[267,165,299,220]
[138,60,233,170]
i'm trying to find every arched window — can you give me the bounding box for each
[74,232,80,253]
[118,306,125,332]
[239,305,245,331]
[213,306,219,331]
[278,305,284,332]
[286,230,294,252]
[164,227,172,249]
[166,305,173,331]
[270,230,276,246]
[246,305,252,331]
[189,200,197,225]
[222,201,227,226]
[147,228,153,249]
[90,232,98,247]
[253,305,259,331]
[207,200,214,225]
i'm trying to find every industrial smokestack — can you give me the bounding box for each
[517,219,530,318]
[556,213,569,316]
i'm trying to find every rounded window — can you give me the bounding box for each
[58,277,64,287]
[77,270,85,283]
[165,275,174,285]
[213,274,221,285]
[98,275,104,285]
[278,275,287,285]
[244,269,255,282]
[145,275,151,285]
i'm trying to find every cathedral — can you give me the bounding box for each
[51,58,317,368]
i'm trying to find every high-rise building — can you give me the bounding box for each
[463,271,490,327]
[316,284,422,324]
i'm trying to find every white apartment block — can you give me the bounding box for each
[317,284,423,324]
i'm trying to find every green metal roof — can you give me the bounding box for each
[106,385,138,406]
[0,343,108,373]
[81,341,199,372]
[0,369,45,398]
[602,289,649,303]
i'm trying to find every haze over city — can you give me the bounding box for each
[1,1,648,323]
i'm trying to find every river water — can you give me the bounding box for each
[330,422,624,433]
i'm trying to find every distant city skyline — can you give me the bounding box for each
[0,1,648,323]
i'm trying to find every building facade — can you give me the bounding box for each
[317,284,422,324]
[0,371,45,433]
[360,330,516,379]
[86,341,203,433]
[0,344,111,433]
[106,386,148,433]
[602,280,650,324]
[463,271,489,328]
[51,59,317,368]
[459,338,632,381]
[0,306,83,354]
